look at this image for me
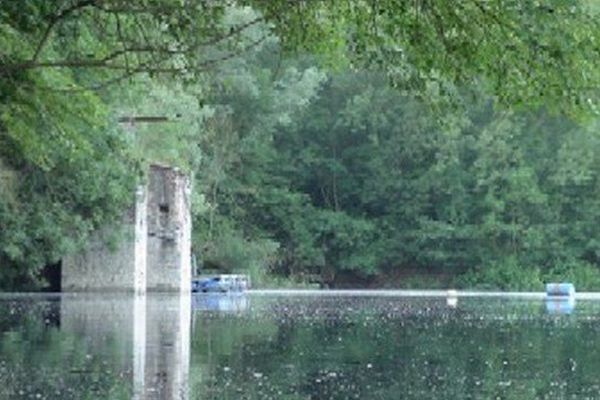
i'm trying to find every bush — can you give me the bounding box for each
[543,260,600,291]
[395,275,450,289]
[198,224,280,287]
[454,257,544,291]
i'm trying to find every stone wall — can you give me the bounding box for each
[62,164,191,292]
[61,205,145,292]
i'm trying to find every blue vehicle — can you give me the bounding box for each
[192,276,227,293]
[192,275,249,293]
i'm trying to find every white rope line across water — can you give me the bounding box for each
[248,289,600,300]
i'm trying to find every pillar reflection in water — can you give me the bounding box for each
[60,293,191,399]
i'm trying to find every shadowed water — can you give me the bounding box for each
[1,293,599,399]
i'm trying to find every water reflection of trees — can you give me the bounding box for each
[0,300,131,399]
[0,295,191,400]
[191,297,600,399]
[3,296,600,399]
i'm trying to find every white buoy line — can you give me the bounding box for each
[248,289,600,300]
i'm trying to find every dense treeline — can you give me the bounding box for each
[2,1,600,289]
[197,57,600,289]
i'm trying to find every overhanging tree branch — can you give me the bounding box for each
[2,13,267,77]
[31,33,271,92]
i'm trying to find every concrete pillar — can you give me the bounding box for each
[145,165,191,293]
[134,186,148,295]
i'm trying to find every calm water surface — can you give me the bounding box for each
[1,293,599,399]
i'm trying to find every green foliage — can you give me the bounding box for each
[3,1,600,289]
[455,260,600,292]
[545,260,600,291]
[0,9,140,288]
[0,128,137,289]
[250,0,600,119]
[454,258,544,291]
[196,217,279,286]
[393,274,450,290]
[195,44,600,287]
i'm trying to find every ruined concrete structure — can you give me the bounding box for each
[146,165,192,292]
[62,164,191,293]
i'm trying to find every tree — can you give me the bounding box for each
[3,1,600,289]
[3,1,600,115]
[248,0,600,118]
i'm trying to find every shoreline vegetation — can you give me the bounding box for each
[3,2,600,292]
[247,263,600,292]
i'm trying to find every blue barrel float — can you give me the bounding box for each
[546,283,575,297]
[545,283,576,314]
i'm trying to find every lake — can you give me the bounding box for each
[0,292,598,399]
